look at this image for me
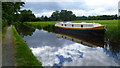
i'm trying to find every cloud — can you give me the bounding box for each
[21,0,119,17]
[71,8,117,16]
[34,11,54,17]
[23,0,84,2]
[22,2,62,12]
[34,8,117,17]
[119,1,120,16]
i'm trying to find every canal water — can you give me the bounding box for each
[16,24,120,66]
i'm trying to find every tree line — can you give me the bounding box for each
[34,12,118,21]
[2,2,120,27]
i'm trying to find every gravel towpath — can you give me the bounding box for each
[2,26,16,66]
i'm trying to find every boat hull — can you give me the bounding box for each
[55,26,106,37]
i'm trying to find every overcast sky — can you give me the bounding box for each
[22,0,120,17]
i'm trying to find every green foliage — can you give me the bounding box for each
[2,18,8,27]
[12,25,43,66]
[25,21,57,27]
[119,16,120,20]
[19,10,36,22]
[51,10,76,21]
[2,26,8,38]
[16,23,35,36]
[71,20,119,42]
[2,2,14,25]
[34,16,51,21]
[51,11,60,21]
[76,16,87,20]
[76,15,118,20]
[2,2,25,27]
[44,16,49,21]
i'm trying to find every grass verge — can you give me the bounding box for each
[2,26,8,38]
[12,25,43,67]
[25,21,58,27]
[70,20,119,42]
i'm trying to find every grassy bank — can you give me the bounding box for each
[2,26,8,38]
[71,20,118,42]
[25,21,58,27]
[12,25,43,66]
[25,20,119,42]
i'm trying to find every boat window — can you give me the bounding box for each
[81,25,83,27]
[65,24,66,26]
[81,41,83,44]
[61,24,63,26]
[72,24,74,27]
[72,39,74,41]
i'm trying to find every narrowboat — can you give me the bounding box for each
[55,22,106,36]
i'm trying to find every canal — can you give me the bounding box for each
[16,24,120,66]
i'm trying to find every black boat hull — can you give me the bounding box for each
[55,27,106,37]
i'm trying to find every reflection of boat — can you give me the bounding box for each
[55,22,106,36]
[55,27,105,47]
[56,33,105,47]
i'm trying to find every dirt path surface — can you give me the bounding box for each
[2,25,16,66]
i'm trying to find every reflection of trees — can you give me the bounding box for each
[37,25,55,33]
[109,42,120,55]
[16,23,55,37]
[104,42,120,64]
[43,25,55,33]
[16,24,35,36]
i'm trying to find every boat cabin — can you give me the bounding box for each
[55,22,102,28]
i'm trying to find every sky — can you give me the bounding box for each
[22,0,120,17]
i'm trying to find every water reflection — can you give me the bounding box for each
[16,24,35,37]
[16,24,120,66]
[55,32,104,48]
[22,29,119,66]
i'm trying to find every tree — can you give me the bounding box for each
[34,17,41,21]
[51,11,60,21]
[44,16,49,21]
[20,10,35,22]
[51,10,76,21]
[76,16,87,20]
[76,15,118,20]
[2,2,25,26]
[40,16,45,21]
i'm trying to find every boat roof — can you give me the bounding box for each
[57,22,99,24]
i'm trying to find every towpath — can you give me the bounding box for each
[2,25,16,66]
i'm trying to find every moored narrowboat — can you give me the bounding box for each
[55,22,106,36]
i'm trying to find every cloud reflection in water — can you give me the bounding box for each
[30,43,118,66]
[23,29,119,66]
